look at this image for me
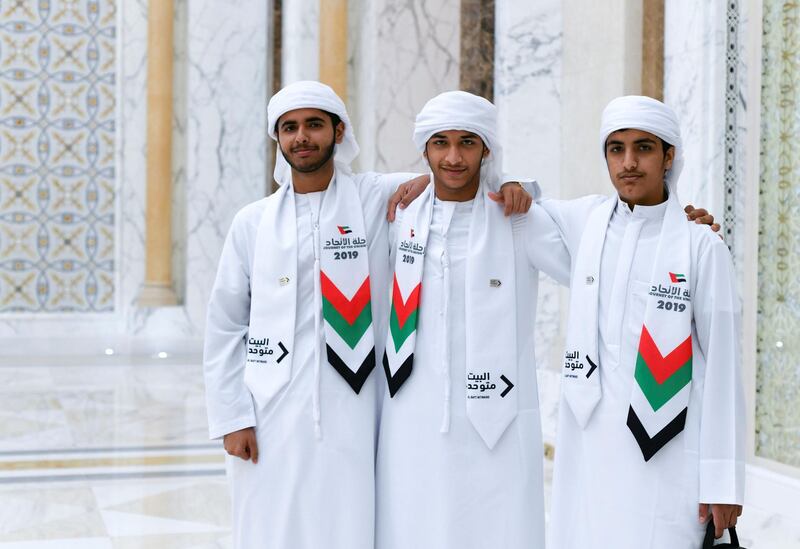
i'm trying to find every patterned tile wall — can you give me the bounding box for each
[0,0,115,312]
[756,0,800,467]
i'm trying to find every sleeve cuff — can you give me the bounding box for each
[500,177,542,201]
[698,458,745,504]
[208,415,257,440]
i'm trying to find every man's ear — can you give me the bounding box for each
[664,146,675,171]
[482,147,491,159]
[334,121,345,144]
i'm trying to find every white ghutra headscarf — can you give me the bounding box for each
[599,95,684,192]
[412,90,504,192]
[267,80,359,185]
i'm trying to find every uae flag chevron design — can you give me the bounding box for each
[628,326,693,461]
[383,274,421,397]
[321,271,376,394]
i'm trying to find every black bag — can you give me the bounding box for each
[702,517,747,548]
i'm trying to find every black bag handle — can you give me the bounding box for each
[703,516,741,548]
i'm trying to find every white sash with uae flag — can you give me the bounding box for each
[627,195,693,461]
[383,183,519,450]
[562,194,693,461]
[318,175,376,393]
[247,173,376,407]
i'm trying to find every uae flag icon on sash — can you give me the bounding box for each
[669,272,686,283]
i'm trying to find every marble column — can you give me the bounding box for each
[642,0,664,99]
[460,0,494,100]
[319,0,348,100]
[139,0,179,306]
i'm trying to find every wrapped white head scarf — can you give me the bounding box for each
[599,95,684,192]
[267,80,359,185]
[413,90,503,191]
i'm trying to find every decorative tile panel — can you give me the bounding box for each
[0,0,115,312]
[756,0,800,467]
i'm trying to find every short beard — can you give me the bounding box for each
[280,139,336,173]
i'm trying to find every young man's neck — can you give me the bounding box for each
[292,161,335,194]
[620,188,668,210]
[433,178,480,202]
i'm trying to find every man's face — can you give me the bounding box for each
[424,130,488,199]
[276,108,344,173]
[605,128,675,207]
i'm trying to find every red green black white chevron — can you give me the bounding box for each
[627,405,688,461]
[628,326,693,460]
[383,275,421,397]
[320,271,376,393]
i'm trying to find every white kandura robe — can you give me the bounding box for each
[376,198,570,549]
[204,172,414,549]
[542,196,745,549]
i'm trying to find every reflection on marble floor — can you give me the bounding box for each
[0,361,211,452]
[0,477,231,548]
[0,360,232,547]
[1,361,798,548]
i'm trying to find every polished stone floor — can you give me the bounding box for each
[0,359,231,548]
[0,361,797,548]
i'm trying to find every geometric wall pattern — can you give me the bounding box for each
[723,0,740,258]
[0,0,115,312]
[756,0,800,467]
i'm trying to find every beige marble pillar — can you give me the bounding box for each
[319,0,348,101]
[460,0,495,101]
[642,0,664,100]
[138,0,178,306]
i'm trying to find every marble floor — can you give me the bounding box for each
[0,359,231,548]
[0,360,797,548]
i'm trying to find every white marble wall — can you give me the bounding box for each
[182,0,271,339]
[282,0,319,85]
[0,0,271,357]
[560,0,643,200]
[495,0,564,440]
[664,1,728,213]
[120,0,271,348]
[350,0,461,174]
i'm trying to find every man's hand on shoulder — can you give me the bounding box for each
[224,427,259,463]
[387,174,431,221]
[489,182,533,216]
[685,204,721,234]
